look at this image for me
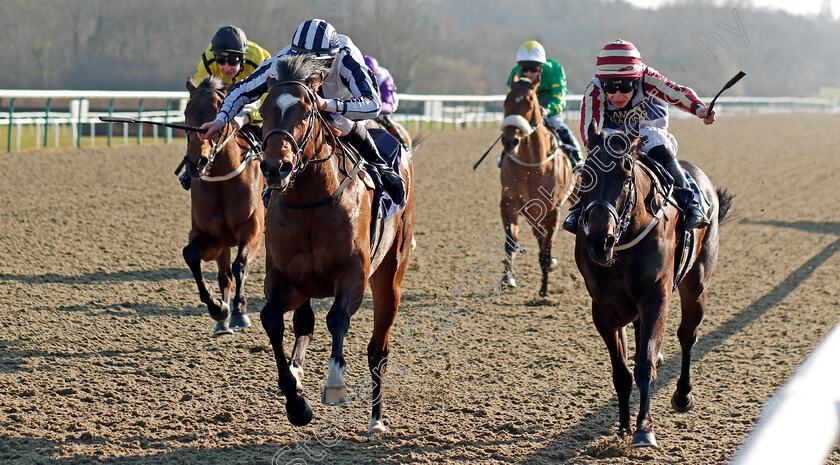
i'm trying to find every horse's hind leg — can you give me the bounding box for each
[366,242,409,435]
[262,277,312,426]
[183,236,231,336]
[289,299,315,394]
[229,232,263,330]
[672,275,710,413]
[593,303,634,438]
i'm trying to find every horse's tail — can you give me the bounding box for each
[715,187,736,225]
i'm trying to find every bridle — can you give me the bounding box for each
[183,88,246,177]
[261,80,337,179]
[582,151,637,245]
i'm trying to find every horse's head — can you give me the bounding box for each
[184,76,230,178]
[500,74,542,155]
[577,129,643,265]
[260,54,331,191]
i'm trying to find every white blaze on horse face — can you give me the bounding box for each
[274,93,301,119]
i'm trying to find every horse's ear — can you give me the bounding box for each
[186,77,197,92]
[511,73,520,84]
[306,75,323,93]
[586,126,602,151]
[531,72,542,89]
[266,74,278,88]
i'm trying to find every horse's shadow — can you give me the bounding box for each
[0,268,186,285]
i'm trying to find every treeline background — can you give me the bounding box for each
[2,0,839,98]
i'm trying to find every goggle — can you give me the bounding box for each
[217,55,243,66]
[520,64,543,73]
[602,79,638,94]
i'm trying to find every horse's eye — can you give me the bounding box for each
[302,111,312,119]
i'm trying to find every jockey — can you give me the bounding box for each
[199,19,405,205]
[180,25,272,190]
[562,39,715,233]
[501,41,583,168]
[364,55,408,150]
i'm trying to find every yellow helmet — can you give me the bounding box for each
[516,41,546,64]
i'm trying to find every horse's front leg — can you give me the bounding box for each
[535,209,558,297]
[323,269,367,406]
[500,201,520,288]
[289,299,315,394]
[262,273,312,426]
[631,294,671,447]
[183,235,231,336]
[229,229,263,330]
[593,302,634,438]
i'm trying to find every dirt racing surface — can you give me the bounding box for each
[1,114,839,464]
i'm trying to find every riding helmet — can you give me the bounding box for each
[211,26,248,55]
[516,41,546,64]
[290,19,340,58]
[595,39,644,79]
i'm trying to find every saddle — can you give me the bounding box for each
[638,154,711,290]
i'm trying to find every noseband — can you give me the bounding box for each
[582,153,637,243]
[261,80,336,178]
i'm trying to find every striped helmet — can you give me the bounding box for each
[516,41,546,64]
[290,19,340,58]
[595,39,644,78]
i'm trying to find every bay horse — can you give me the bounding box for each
[258,55,414,434]
[500,74,576,296]
[574,129,733,447]
[182,76,265,336]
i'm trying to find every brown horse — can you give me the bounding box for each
[258,55,414,434]
[499,74,576,296]
[182,76,265,336]
[573,129,733,447]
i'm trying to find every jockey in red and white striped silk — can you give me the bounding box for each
[563,39,716,233]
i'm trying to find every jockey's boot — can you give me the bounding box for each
[179,170,191,190]
[556,126,584,169]
[562,199,583,233]
[648,145,709,230]
[349,126,405,204]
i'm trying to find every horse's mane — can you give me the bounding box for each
[273,53,332,82]
[588,130,643,160]
[197,75,225,91]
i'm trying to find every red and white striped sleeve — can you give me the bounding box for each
[643,67,705,115]
[580,80,606,147]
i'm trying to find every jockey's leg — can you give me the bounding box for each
[546,115,583,169]
[647,144,708,230]
[561,196,583,233]
[345,120,406,204]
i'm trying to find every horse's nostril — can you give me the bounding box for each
[605,236,616,248]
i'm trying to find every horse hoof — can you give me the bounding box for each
[501,275,516,288]
[229,313,252,330]
[322,385,348,405]
[656,351,664,368]
[411,236,417,250]
[213,320,234,337]
[368,418,387,435]
[671,391,695,413]
[285,396,313,426]
[208,300,231,321]
[630,430,658,447]
[550,257,558,270]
